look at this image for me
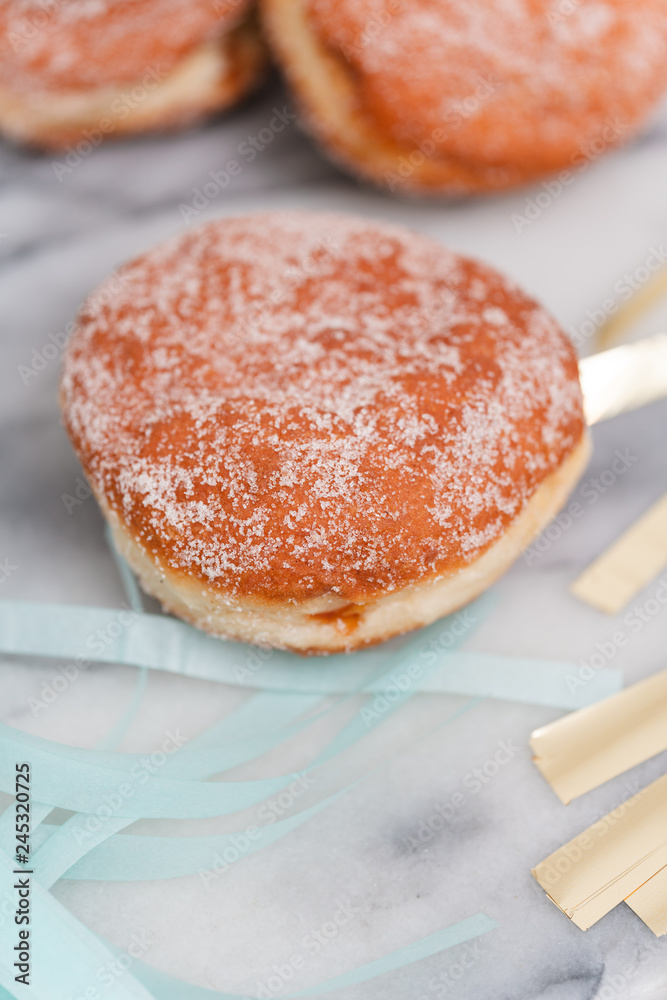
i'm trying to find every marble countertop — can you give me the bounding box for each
[1,77,667,1000]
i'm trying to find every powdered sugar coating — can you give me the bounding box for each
[61,211,584,603]
[307,0,667,174]
[0,0,249,92]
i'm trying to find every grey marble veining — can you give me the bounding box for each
[1,80,667,1000]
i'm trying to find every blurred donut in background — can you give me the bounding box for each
[0,0,267,149]
[262,0,667,195]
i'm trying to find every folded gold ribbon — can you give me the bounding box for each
[594,265,667,351]
[530,668,667,804]
[532,772,667,931]
[570,492,667,615]
[625,865,667,936]
[579,331,667,426]
[531,334,667,936]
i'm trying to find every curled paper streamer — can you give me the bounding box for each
[2,686,480,883]
[0,848,496,1000]
[0,599,619,709]
[129,913,498,999]
[2,603,483,881]
[2,589,485,897]
[531,667,667,803]
[0,607,482,821]
[0,615,499,998]
[0,637,493,991]
[26,699,480,884]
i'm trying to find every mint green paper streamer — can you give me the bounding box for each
[0,599,619,708]
[0,849,155,1000]
[0,562,501,996]
[27,690,328,887]
[95,526,148,750]
[105,525,144,615]
[0,623,492,992]
[0,803,52,859]
[6,610,483,883]
[0,599,482,690]
[0,848,496,1000]
[0,602,485,819]
[23,652,480,885]
[28,697,480,883]
[25,689,325,886]
[125,913,498,999]
[0,722,326,817]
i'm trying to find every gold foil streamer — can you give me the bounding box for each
[595,265,667,351]
[579,332,667,426]
[569,492,667,614]
[532,772,667,930]
[530,335,667,936]
[530,669,667,804]
[625,865,667,936]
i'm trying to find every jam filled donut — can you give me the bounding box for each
[0,0,267,149]
[61,211,589,653]
[262,0,667,195]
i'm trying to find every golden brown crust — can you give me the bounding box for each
[61,211,586,616]
[0,3,266,148]
[262,0,667,194]
[102,434,591,653]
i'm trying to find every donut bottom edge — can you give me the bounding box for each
[100,433,591,656]
[0,17,266,150]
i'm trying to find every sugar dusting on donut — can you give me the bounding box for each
[61,211,584,603]
[306,0,667,173]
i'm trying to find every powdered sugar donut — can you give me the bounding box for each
[262,0,667,194]
[0,0,266,149]
[61,211,589,653]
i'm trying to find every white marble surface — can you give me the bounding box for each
[1,78,667,1000]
